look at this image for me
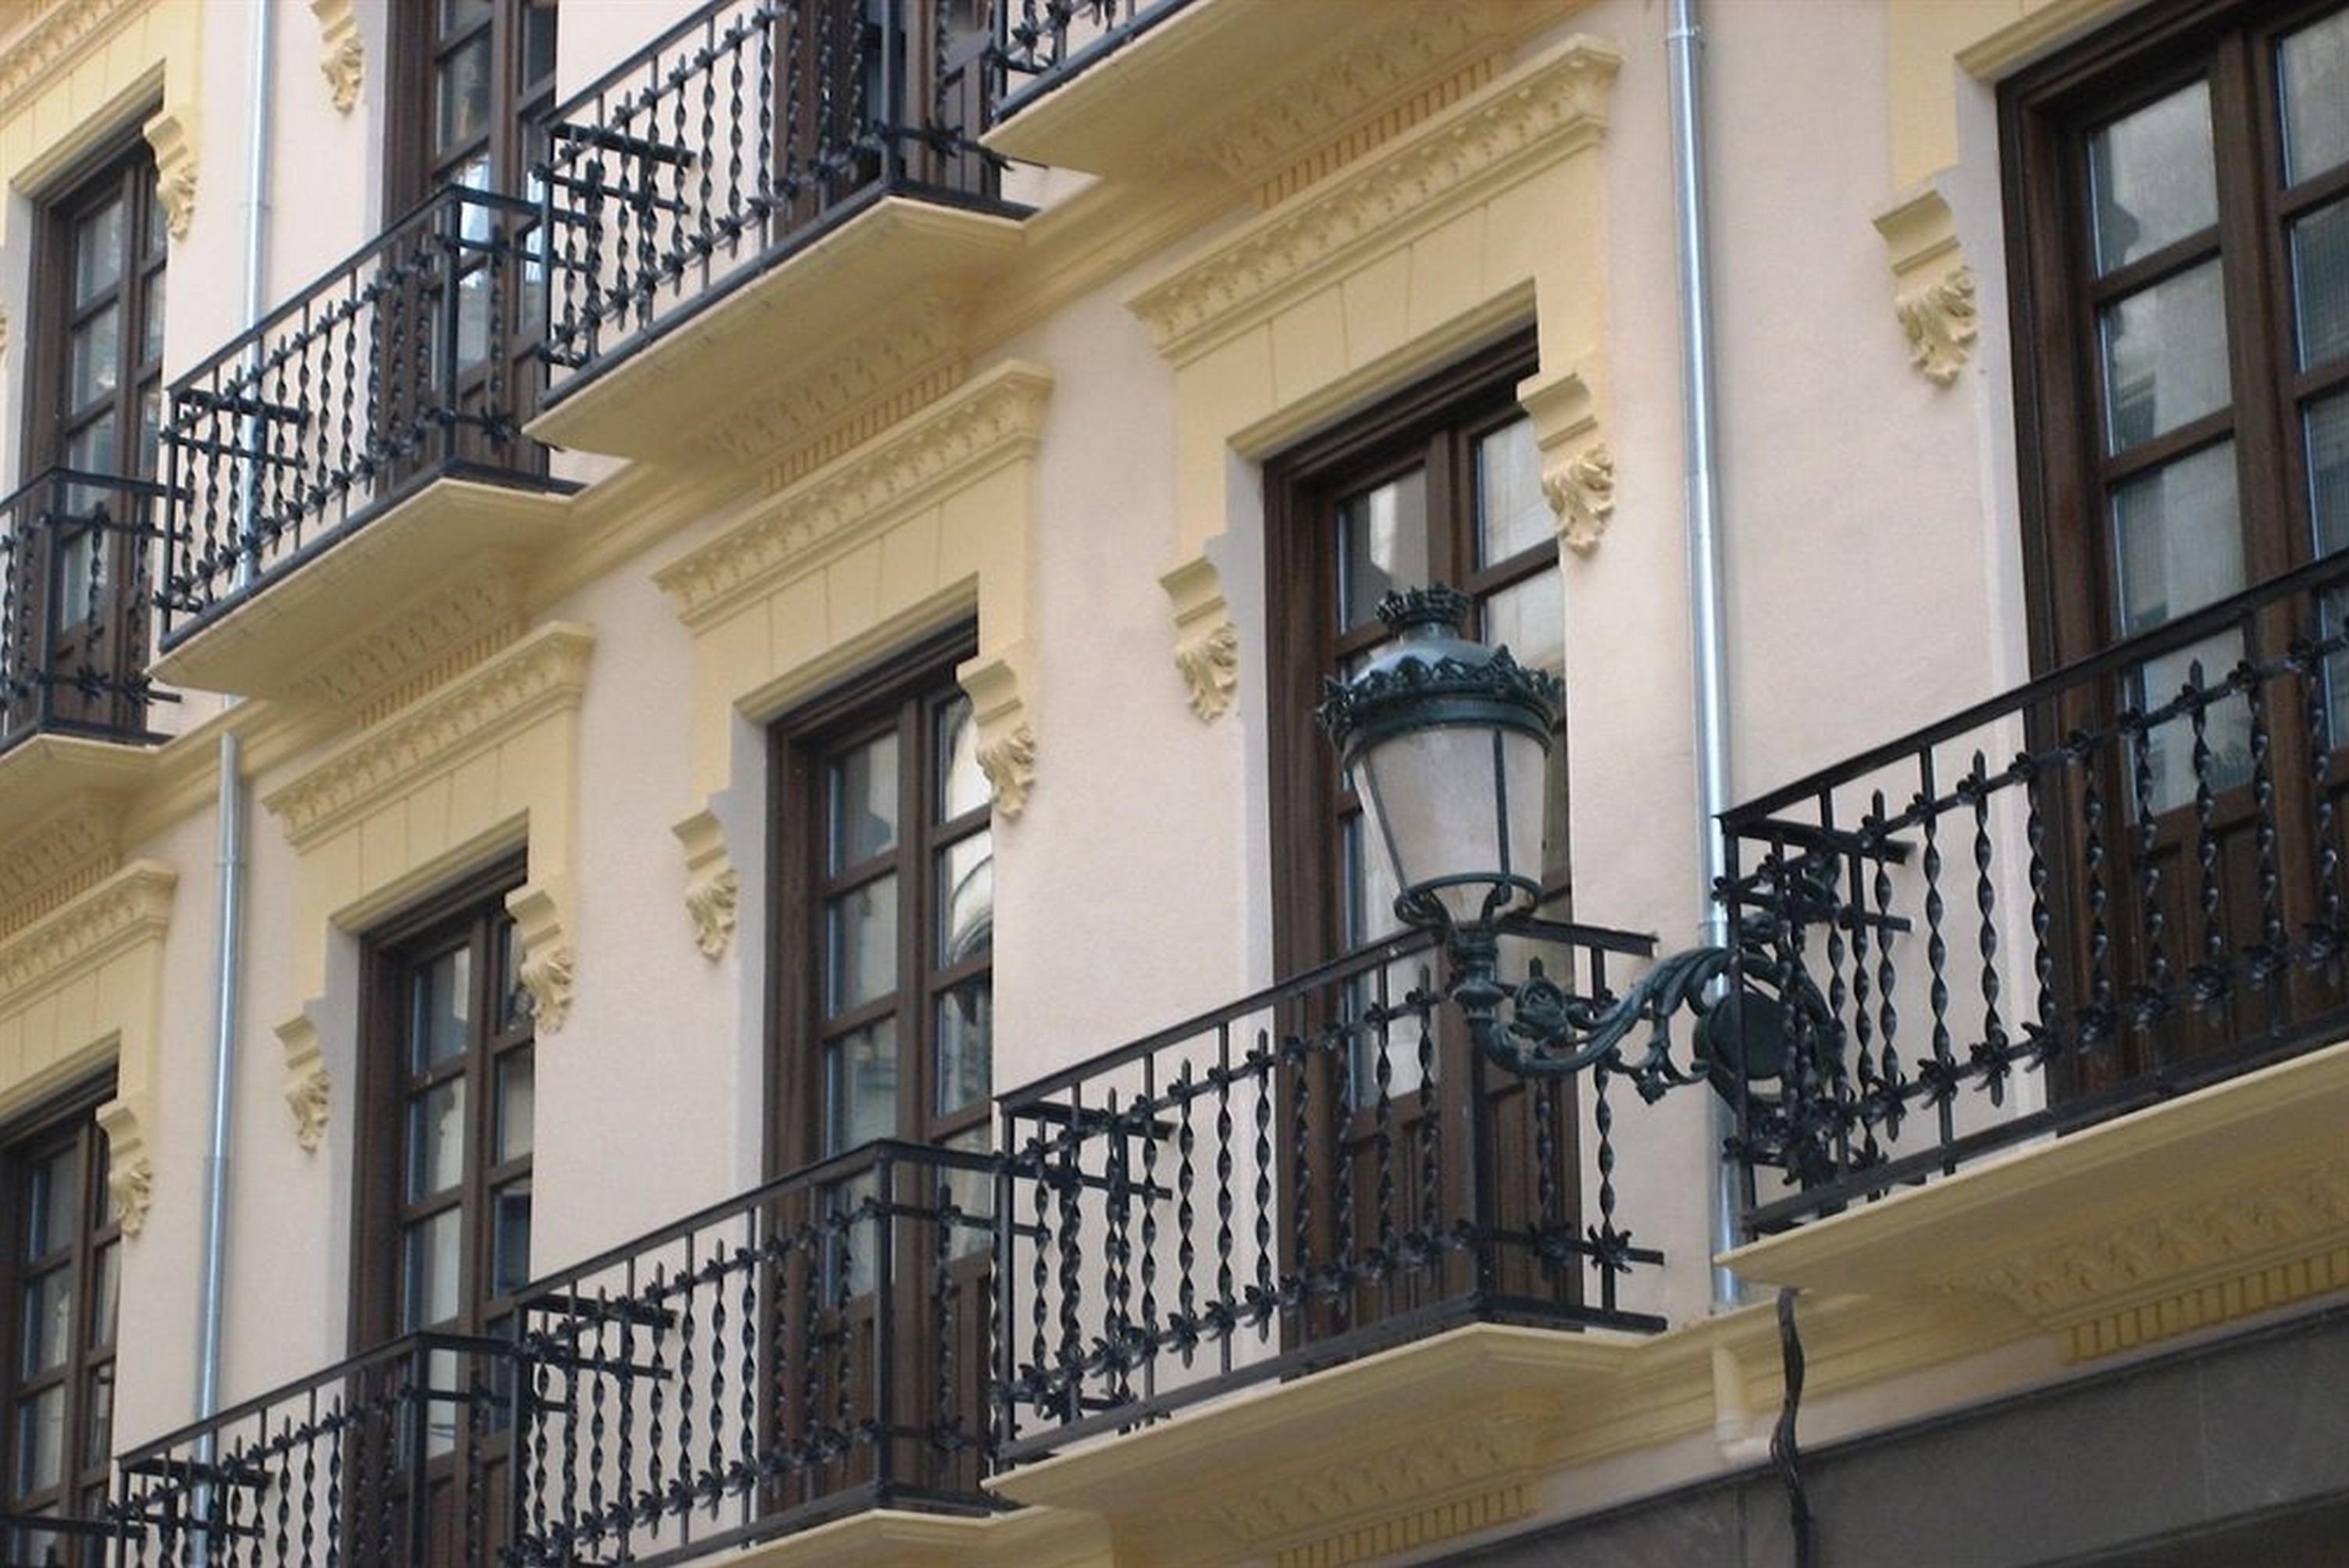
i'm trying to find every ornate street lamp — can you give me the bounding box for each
[1317,586,1808,1099]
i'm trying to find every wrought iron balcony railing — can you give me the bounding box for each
[0,1511,120,1568]
[0,468,170,757]
[992,0,1196,123]
[510,1140,999,1563]
[159,186,548,647]
[1722,551,2349,1232]
[534,0,1011,403]
[112,1332,518,1567]
[996,921,1664,1459]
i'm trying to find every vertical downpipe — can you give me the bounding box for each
[195,0,274,1452]
[1666,0,1742,1311]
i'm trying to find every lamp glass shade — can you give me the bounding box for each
[1354,719,1549,925]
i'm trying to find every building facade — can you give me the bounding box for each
[0,0,2342,1563]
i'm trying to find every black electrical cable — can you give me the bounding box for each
[1771,1285,1816,1568]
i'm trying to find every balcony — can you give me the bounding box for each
[524,0,1025,466]
[1717,552,2349,1359]
[151,186,567,701]
[0,468,169,758]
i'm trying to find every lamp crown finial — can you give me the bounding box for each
[1375,583,1472,639]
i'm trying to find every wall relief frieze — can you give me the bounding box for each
[687,301,964,479]
[0,798,123,939]
[1130,40,1621,362]
[0,857,169,997]
[0,0,147,121]
[265,625,594,847]
[658,364,1053,628]
[291,558,526,718]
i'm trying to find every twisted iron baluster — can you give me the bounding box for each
[2130,707,2170,1026]
[1175,1069,1198,1356]
[1288,1026,1312,1317]
[2307,636,2346,954]
[1918,750,1957,1146]
[1138,1057,1161,1380]
[2247,668,2286,989]
[2189,663,2225,1003]
[1214,1028,1235,1363]
[1251,1031,1274,1336]
[1969,751,2009,1092]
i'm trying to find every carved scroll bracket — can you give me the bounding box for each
[94,1097,154,1236]
[675,809,740,960]
[141,103,198,241]
[279,1011,332,1154]
[506,878,577,1034]
[1517,361,1612,553]
[1876,180,1977,389]
[309,0,364,112]
[961,641,1038,819]
[1164,555,1239,722]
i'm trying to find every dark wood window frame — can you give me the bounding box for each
[0,1074,121,1546]
[351,857,535,1355]
[767,623,993,1179]
[1264,327,1567,978]
[384,0,559,212]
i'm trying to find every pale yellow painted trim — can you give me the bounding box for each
[0,860,175,1236]
[0,0,201,250]
[1132,36,1619,723]
[722,1505,1107,1568]
[1727,1038,2349,1363]
[1956,0,2148,80]
[0,736,151,938]
[308,0,361,113]
[654,359,1052,821]
[260,623,594,1071]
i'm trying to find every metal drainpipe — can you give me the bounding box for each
[1666,0,1742,1312]
[195,0,273,1438]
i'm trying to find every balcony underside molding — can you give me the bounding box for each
[1726,1039,2349,1363]
[989,1301,2021,1568]
[0,736,152,935]
[150,479,569,707]
[725,1506,1107,1568]
[526,199,1025,476]
[985,0,1570,194]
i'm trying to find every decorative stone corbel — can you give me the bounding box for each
[1517,362,1612,553]
[961,640,1038,819]
[675,809,740,960]
[1165,556,1239,722]
[310,0,364,113]
[1876,181,1977,388]
[0,305,10,358]
[94,1098,153,1237]
[506,879,577,1033]
[142,105,199,241]
[279,1013,332,1153]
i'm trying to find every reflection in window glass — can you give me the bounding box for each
[1477,419,1551,565]
[2100,261,2230,453]
[2087,82,2217,274]
[1337,469,1430,628]
[2293,199,2349,372]
[829,734,899,871]
[2281,10,2349,186]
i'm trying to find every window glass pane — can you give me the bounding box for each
[829,733,899,871]
[401,1209,463,1331]
[80,1365,112,1470]
[54,529,98,629]
[2087,81,2217,274]
[1336,468,1429,629]
[936,695,987,821]
[138,386,161,479]
[491,1178,532,1297]
[437,34,493,152]
[1480,572,1564,679]
[496,1048,534,1163]
[524,0,558,85]
[90,1241,118,1347]
[936,831,993,965]
[497,913,528,1030]
[825,875,898,1013]
[2100,260,2230,453]
[2281,10,2349,185]
[96,1133,118,1227]
[73,198,123,305]
[934,979,993,1116]
[66,414,116,477]
[408,946,472,1071]
[1342,811,1403,950]
[825,1020,898,1154]
[2112,442,2244,635]
[940,1126,993,1259]
[22,1148,74,1257]
[141,271,166,363]
[14,1387,62,1494]
[455,265,491,370]
[405,1080,467,1200]
[68,307,119,409]
[2293,198,2349,372]
[1476,419,1549,566]
[2313,390,2349,558]
[18,1273,70,1377]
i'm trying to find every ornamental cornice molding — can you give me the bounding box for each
[1192,1,1520,187]
[291,561,526,718]
[0,798,122,938]
[0,859,172,1007]
[1129,39,1620,363]
[0,0,144,121]
[657,362,1054,629]
[263,625,595,847]
[688,298,965,481]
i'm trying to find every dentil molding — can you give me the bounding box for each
[0,0,147,120]
[309,0,362,112]
[1129,39,1621,363]
[0,798,121,939]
